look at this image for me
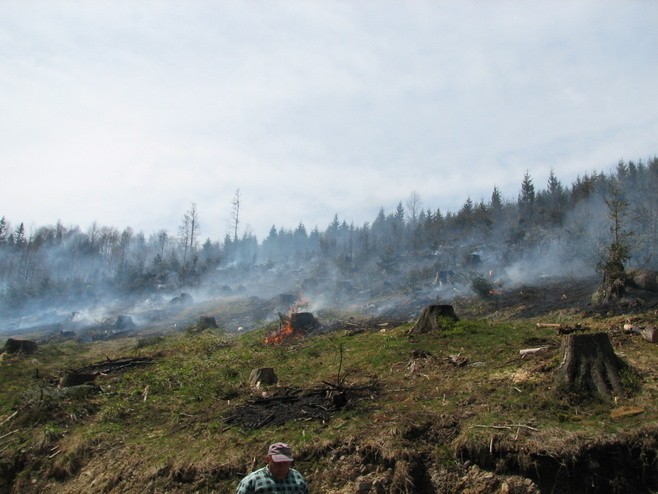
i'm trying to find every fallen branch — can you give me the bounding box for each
[556,324,588,335]
[472,424,539,432]
[0,429,19,441]
[519,347,549,357]
[0,411,18,427]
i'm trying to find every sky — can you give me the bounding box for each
[1,1,657,243]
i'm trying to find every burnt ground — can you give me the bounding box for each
[224,383,379,430]
[453,275,658,320]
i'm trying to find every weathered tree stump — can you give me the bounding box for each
[407,304,459,335]
[555,332,628,400]
[197,316,218,330]
[2,338,38,355]
[249,368,278,387]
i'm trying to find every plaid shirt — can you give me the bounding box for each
[236,466,309,494]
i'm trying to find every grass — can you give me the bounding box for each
[1,306,657,493]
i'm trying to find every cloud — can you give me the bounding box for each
[1,1,657,240]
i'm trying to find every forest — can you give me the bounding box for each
[1,157,657,322]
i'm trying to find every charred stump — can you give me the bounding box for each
[278,312,320,332]
[555,332,629,400]
[407,304,459,335]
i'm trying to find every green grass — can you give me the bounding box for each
[1,309,657,493]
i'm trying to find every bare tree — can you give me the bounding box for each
[231,189,241,241]
[405,190,422,224]
[179,203,199,265]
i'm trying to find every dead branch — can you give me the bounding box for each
[472,424,539,431]
[0,429,19,441]
[556,324,588,335]
[0,411,18,427]
[519,347,549,357]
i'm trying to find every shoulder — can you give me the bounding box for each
[289,468,308,487]
[236,467,269,491]
[289,468,306,480]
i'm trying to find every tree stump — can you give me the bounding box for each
[407,304,459,335]
[2,338,38,355]
[197,316,218,330]
[555,332,628,400]
[290,312,320,331]
[249,368,278,387]
[114,315,136,330]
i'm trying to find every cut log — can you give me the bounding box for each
[407,304,459,335]
[555,332,629,400]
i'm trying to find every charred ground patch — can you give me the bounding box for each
[224,383,379,430]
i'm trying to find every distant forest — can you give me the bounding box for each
[1,157,657,316]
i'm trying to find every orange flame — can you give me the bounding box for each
[264,293,309,345]
[264,320,296,345]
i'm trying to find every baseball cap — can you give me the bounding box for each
[268,442,294,462]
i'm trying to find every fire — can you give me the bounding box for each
[264,293,309,345]
[264,320,296,345]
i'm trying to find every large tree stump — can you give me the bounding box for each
[555,332,628,400]
[2,338,38,355]
[407,304,459,335]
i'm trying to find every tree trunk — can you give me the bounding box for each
[555,332,628,400]
[407,304,459,335]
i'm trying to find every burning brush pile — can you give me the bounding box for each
[264,297,321,345]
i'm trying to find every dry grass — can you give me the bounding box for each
[1,290,657,493]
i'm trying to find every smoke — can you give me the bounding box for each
[2,161,657,339]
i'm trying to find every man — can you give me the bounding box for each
[236,442,309,493]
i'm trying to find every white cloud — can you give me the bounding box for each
[1,1,657,240]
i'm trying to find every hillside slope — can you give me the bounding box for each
[1,279,657,493]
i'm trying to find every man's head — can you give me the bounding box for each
[265,442,294,481]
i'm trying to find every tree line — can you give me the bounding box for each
[1,157,656,315]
